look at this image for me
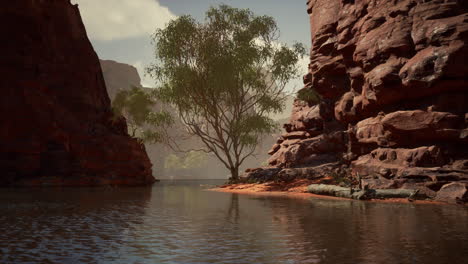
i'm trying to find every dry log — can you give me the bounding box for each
[307,184,422,200]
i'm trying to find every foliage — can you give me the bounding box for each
[164,151,208,170]
[183,151,208,168]
[112,86,173,138]
[164,154,184,170]
[296,87,321,105]
[330,170,353,187]
[147,5,306,179]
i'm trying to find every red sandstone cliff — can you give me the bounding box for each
[245,0,467,202]
[0,0,155,186]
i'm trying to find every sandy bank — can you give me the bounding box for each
[208,179,446,205]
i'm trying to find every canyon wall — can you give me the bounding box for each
[0,0,155,186]
[247,0,467,201]
[100,59,169,178]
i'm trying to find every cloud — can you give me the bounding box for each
[297,55,310,78]
[132,61,154,88]
[252,38,309,93]
[253,38,282,50]
[283,54,309,94]
[71,0,176,41]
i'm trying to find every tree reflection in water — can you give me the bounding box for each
[226,194,240,224]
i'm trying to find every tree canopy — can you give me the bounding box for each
[164,151,208,170]
[112,86,172,140]
[146,4,306,180]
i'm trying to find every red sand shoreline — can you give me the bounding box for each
[208,181,447,205]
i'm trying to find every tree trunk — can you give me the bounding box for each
[229,167,239,183]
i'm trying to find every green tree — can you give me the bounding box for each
[147,5,306,181]
[112,86,172,139]
[296,87,321,105]
[164,151,208,170]
[183,151,208,169]
[164,154,184,170]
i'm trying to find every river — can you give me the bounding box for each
[0,180,467,263]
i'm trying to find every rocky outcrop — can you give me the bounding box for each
[244,0,468,202]
[435,182,468,203]
[100,59,171,177]
[0,0,155,186]
[100,60,143,100]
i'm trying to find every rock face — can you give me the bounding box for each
[435,182,468,203]
[0,0,155,186]
[100,60,143,100]
[100,59,170,177]
[246,0,468,201]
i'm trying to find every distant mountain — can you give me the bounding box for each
[100,60,143,100]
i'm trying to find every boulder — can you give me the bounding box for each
[268,132,345,168]
[435,182,468,204]
[288,101,324,132]
[355,110,463,147]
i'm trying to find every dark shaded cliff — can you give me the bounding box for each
[246,0,467,201]
[100,59,168,177]
[0,0,155,186]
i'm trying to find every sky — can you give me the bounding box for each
[71,0,311,91]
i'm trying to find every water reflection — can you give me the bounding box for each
[226,194,240,224]
[246,195,468,264]
[0,181,467,264]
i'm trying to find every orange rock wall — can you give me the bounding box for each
[257,0,467,198]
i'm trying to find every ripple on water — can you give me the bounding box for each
[1,181,467,264]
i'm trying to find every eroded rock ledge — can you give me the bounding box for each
[0,0,155,186]
[243,0,468,203]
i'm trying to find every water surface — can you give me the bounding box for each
[1,180,467,263]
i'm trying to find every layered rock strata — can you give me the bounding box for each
[245,0,468,202]
[0,0,155,186]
